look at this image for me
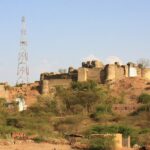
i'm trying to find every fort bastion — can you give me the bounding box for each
[0,60,150,98]
[40,60,150,94]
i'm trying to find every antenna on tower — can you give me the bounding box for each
[17,16,29,85]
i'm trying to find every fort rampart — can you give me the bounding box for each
[1,60,149,97]
[40,60,150,95]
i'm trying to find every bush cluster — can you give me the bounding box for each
[138,93,150,104]
[89,125,133,138]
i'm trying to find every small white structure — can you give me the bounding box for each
[129,66,137,77]
[16,98,27,111]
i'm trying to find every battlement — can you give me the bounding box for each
[82,60,104,68]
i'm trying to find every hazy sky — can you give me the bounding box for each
[0,0,150,84]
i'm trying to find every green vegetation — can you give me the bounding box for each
[132,104,150,115]
[89,125,133,138]
[138,93,150,104]
[89,136,115,150]
[32,136,47,143]
[71,80,97,91]
[56,81,102,114]
[0,81,150,147]
[90,104,113,121]
[29,95,58,115]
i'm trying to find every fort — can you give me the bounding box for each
[0,60,150,105]
[40,60,150,95]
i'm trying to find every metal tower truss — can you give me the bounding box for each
[17,16,29,84]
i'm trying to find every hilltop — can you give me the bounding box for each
[0,60,150,150]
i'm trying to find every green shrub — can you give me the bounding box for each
[0,98,7,112]
[96,104,112,113]
[0,126,18,138]
[131,104,150,115]
[138,93,150,104]
[71,81,97,91]
[6,118,23,128]
[7,118,18,126]
[90,104,112,121]
[89,136,115,150]
[32,136,47,143]
[139,128,150,134]
[70,104,83,114]
[29,97,58,115]
[90,125,133,137]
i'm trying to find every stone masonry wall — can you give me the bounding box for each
[78,68,88,82]
[41,79,72,95]
[142,68,150,80]
[40,61,150,95]
[115,65,125,80]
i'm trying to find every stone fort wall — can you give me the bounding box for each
[40,71,76,95]
[78,61,150,83]
[40,60,150,95]
[142,68,150,80]
[41,79,72,95]
[1,60,149,97]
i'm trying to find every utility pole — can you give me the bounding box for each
[17,16,29,84]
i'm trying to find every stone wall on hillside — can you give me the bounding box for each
[78,61,150,83]
[78,60,105,83]
[40,60,150,95]
[142,68,150,80]
[40,68,77,95]
[41,79,72,95]
[112,104,139,115]
[105,62,150,82]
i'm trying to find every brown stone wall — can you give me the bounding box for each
[136,67,142,77]
[40,73,71,80]
[105,64,127,82]
[78,67,104,83]
[78,68,88,82]
[41,79,72,94]
[142,68,150,80]
[122,136,131,148]
[40,62,150,94]
[125,65,129,77]
[41,80,49,95]
[112,104,139,114]
[115,65,125,80]
[48,79,72,87]
[87,68,102,83]
[106,64,116,81]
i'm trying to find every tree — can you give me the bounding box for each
[71,81,97,91]
[0,98,7,112]
[77,91,99,113]
[56,83,100,114]
[137,58,150,68]
[138,93,150,104]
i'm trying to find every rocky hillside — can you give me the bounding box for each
[110,77,150,104]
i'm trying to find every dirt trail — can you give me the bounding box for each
[0,142,73,150]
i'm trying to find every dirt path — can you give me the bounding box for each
[0,142,73,150]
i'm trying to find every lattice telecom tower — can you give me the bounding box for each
[17,16,29,84]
